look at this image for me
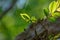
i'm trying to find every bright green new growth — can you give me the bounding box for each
[20,13,30,22]
[30,16,37,23]
[44,0,60,22]
[21,0,60,23]
[49,1,59,14]
[58,0,60,4]
[20,13,37,23]
[49,0,60,17]
[57,7,60,12]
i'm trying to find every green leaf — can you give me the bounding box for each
[20,13,30,22]
[53,12,60,18]
[48,17,56,22]
[56,7,60,12]
[44,8,49,17]
[31,16,37,23]
[58,0,60,4]
[49,1,59,13]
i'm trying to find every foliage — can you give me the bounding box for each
[20,13,37,23]
[16,0,60,40]
[0,0,60,40]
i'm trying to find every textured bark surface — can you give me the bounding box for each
[15,17,60,40]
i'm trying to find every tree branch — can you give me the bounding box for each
[15,17,60,40]
[0,0,17,20]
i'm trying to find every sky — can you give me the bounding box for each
[0,0,28,11]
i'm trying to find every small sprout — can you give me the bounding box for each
[20,13,30,22]
[31,16,37,23]
[20,13,37,23]
[44,8,49,17]
[53,12,60,18]
[49,1,59,14]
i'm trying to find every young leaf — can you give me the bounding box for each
[53,12,60,18]
[48,17,56,22]
[49,1,59,13]
[20,13,30,22]
[56,7,60,12]
[31,16,37,23]
[44,8,49,17]
[58,0,60,4]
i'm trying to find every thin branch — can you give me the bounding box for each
[0,0,17,20]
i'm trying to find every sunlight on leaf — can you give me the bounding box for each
[20,13,37,23]
[49,1,59,13]
[57,7,60,12]
[20,13,30,22]
[51,12,60,18]
[54,12,60,17]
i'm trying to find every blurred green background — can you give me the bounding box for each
[0,0,54,40]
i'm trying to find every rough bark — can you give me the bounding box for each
[15,17,60,40]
